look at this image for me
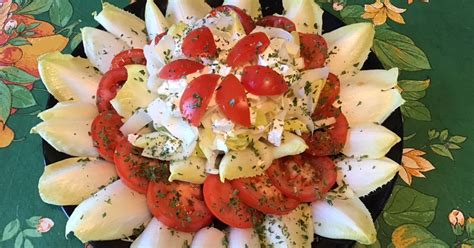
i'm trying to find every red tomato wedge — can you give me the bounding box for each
[180,74,220,126]
[256,16,296,32]
[182,27,217,59]
[299,32,328,69]
[114,138,168,194]
[96,68,128,113]
[110,49,146,70]
[158,59,205,80]
[241,65,288,96]
[230,174,300,215]
[215,74,251,127]
[152,31,166,45]
[211,5,255,34]
[91,111,124,162]
[303,107,349,156]
[203,175,262,228]
[226,32,270,67]
[315,73,341,114]
[266,155,337,202]
[147,180,213,232]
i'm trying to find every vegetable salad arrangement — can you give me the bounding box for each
[32,0,405,247]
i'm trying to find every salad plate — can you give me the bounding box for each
[38,0,403,247]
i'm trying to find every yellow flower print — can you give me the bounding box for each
[0,121,14,148]
[399,148,435,185]
[362,0,406,26]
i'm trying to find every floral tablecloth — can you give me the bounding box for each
[0,0,472,247]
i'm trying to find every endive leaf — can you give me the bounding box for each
[166,0,211,25]
[272,132,308,159]
[228,228,260,248]
[145,0,169,40]
[131,218,193,248]
[223,0,262,20]
[190,227,226,248]
[169,156,207,184]
[38,101,98,121]
[283,0,324,34]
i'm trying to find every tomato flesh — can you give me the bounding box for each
[180,74,220,126]
[114,138,168,194]
[256,16,296,32]
[226,32,270,67]
[241,65,288,96]
[147,180,213,232]
[299,32,328,69]
[266,155,337,202]
[303,107,349,156]
[212,5,255,34]
[152,31,167,45]
[110,49,146,70]
[96,68,128,113]
[230,174,300,215]
[91,111,123,162]
[215,74,251,127]
[203,175,262,228]
[158,59,205,80]
[315,73,340,113]
[182,27,217,59]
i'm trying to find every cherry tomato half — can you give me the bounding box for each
[315,73,340,114]
[211,5,255,34]
[91,111,124,162]
[226,32,270,67]
[299,32,328,70]
[114,138,169,194]
[241,65,288,96]
[158,59,205,80]
[182,27,217,59]
[147,180,213,232]
[180,74,220,126]
[215,74,251,127]
[256,16,296,32]
[203,175,262,228]
[96,68,128,113]
[110,49,146,70]
[230,174,300,215]
[303,107,349,156]
[266,155,337,202]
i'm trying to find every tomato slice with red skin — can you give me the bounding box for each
[241,65,288,96]
[215,74,251,127]
[182,27,217,59]
[96,68,128,113]
[203,175,262,228]
[299,32,328,70]
[211,5,255,34]
[303,107,349,156]
[110,49,146,70]
[180,74,220,126]
[230,174,300,215]
[256,16,296,32]
[147,180,213,232]
[152,31,167,45]
[91,111,124,162]
[266,155,337,202]
[315,73,340,114]
[158,59,205,80]
[114,138,169,194]
[226,32,270,67]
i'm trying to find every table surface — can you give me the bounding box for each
[0,0,473,247]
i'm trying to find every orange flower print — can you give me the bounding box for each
[399,148,435,185]
[408,0,429,4]
[362,0,406,26]
[0,121,14,148]
[449,210,465,227]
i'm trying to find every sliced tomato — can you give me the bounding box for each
[182,27,217,59]
[96,68,128,113]
[147,180,213,232]
[215,74,250,127]
[303,107,349,156]
[226,32,270,67]
[211,5,255,34]
[256,16,296,32]
[158,59,205,80]
[315,73,340,114]
[91,111,124,162]
[299,32,328,70]
[241,65,288,96]
[180,74,220,126]
[114,138,169,194]
[266,155,337,202]
[230,174,300,215]
[110,49,146,70]
[153,31,167,45]
[203,175,262,228]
